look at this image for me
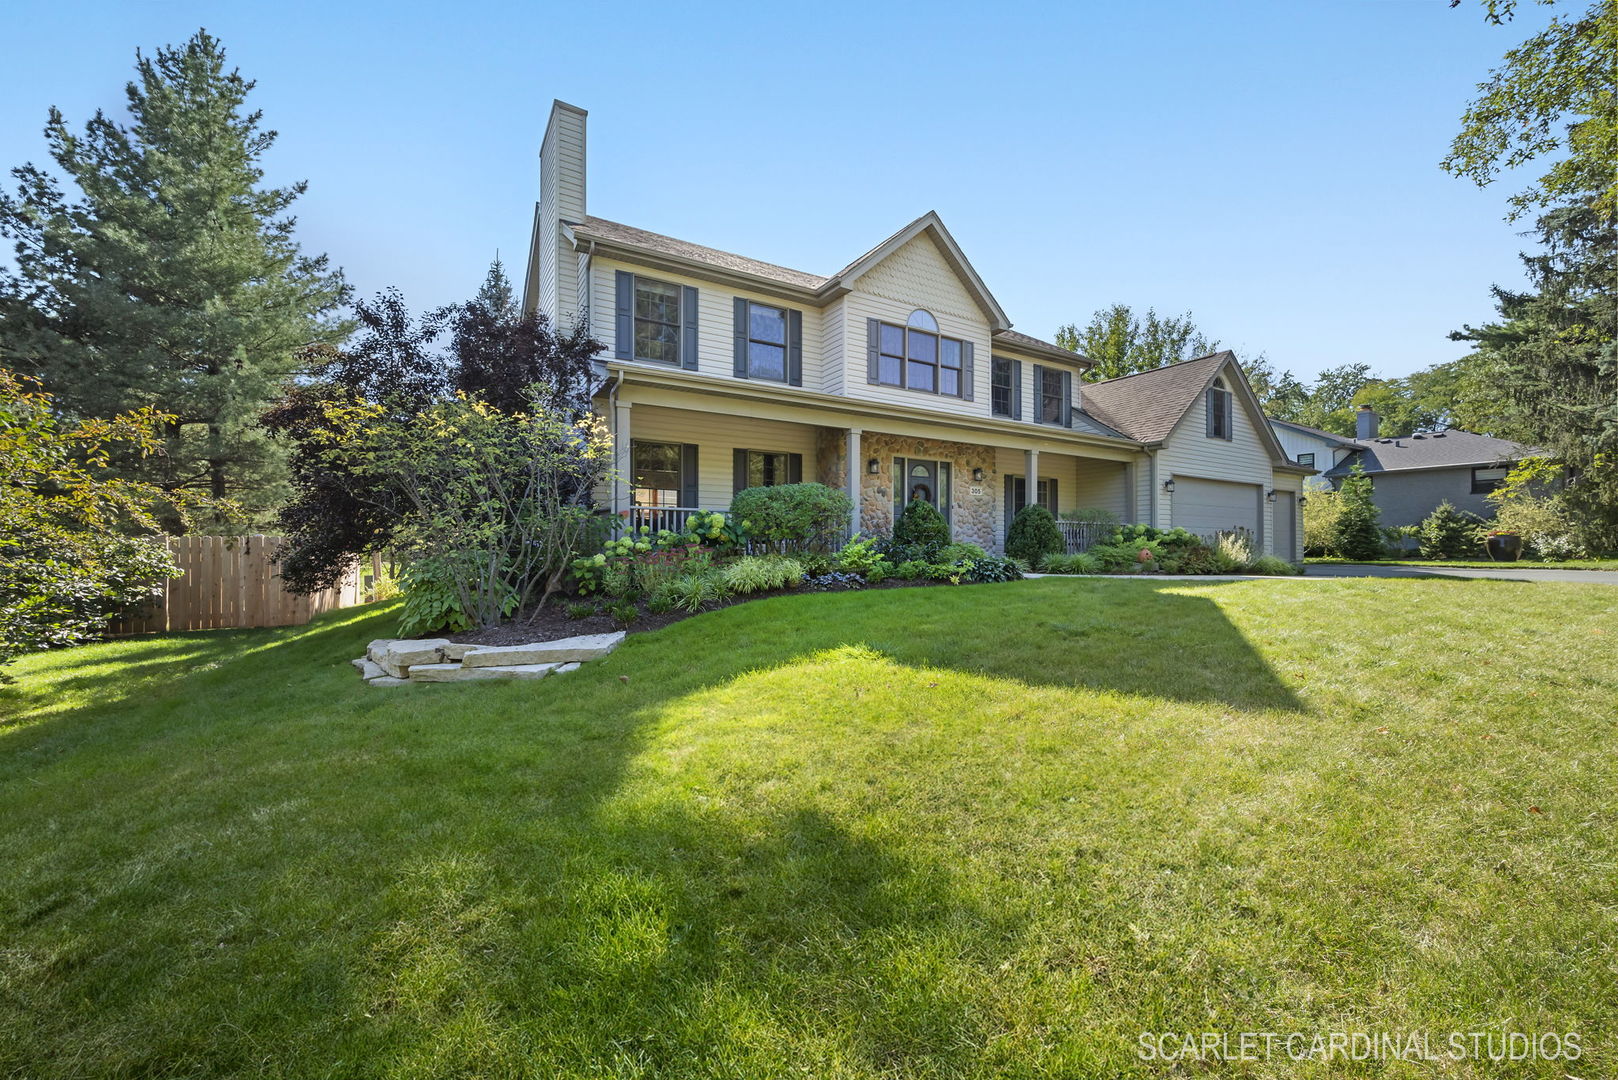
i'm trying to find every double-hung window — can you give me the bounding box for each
[616,271,697,369]
[633,278,682,365]
[733,448,804,493]
[869,310,971,399]
[991,357,1014,417]
[1472,466,1509,494]
[1039,368,1065,424]
[744,302,787,381]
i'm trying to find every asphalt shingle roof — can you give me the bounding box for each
[568,216,830,291]
[1268,417,1364,448]
[1078,351,1233,443]
[1324,429,1535,477]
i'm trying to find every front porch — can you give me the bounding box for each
[607,401,1138,554]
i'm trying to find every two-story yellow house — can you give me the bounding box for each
[524,101,1310,558]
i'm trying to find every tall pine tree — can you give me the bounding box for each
[0,30,347,526]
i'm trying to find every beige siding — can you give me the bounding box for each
[625,404,821,511]
[592,257,827,391]
[833,233,992,414]
[1156,369,1280,551]
[536,104,586,328]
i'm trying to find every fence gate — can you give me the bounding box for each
[110,535,380,635]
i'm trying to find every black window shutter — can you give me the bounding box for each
[1047,478,1059,513]
[894,458,905,520]
[681,444,699,506]
[788,309,803,386]
[1225,390,1234,441]
[1032,365,1046,423]
[733,298,748,378]
[680,286,699,370]
[1205,390,1216,437]
[1012,359,1023,420]
[732,448,748,494]
[961,341,975,401]
[614,271,633,359]
[1062,370,1074,427]
[788,453,803,483]
[1003,475,1016,535]
[866,319,880,383]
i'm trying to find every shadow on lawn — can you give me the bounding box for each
[708,578,1305,713]
[0,581,1300,1074]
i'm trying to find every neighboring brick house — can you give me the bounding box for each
[1323,405,1535,528]
[524,101,1312,557]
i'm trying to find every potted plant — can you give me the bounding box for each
[1485,531,1522,562]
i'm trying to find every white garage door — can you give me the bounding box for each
[1173,477,1260,539]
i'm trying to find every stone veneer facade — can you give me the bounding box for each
[815,428,1002,550]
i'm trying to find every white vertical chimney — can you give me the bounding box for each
[529,100,587,329]
[1355,403,1380,440]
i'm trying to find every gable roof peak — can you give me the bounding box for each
[829,211,1011,331]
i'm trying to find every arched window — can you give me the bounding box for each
[1206,377,1232,440]
[906,309,939,333]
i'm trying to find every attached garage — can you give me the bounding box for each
[1171,477,1261,539]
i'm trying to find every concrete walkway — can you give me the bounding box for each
[1305,562,1618,585]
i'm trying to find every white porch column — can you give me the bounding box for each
[613,400,633,515]
[1024,448,1040,497]
[846,428,862,536]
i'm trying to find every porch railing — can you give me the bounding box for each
[1056,521,1110,554]
[618,506,700,535]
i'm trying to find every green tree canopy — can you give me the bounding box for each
[1444,0,1618,222]
[0,30,348,526]
[1054,303,1222,381]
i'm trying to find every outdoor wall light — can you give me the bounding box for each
[867,458,880,475]
[1266,489,1278,503]
[1298,495,1308,507]
[1162,478,1176,494]
[972,467,985,482]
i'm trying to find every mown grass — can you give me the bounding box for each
[2,578,1614,1078]
[1307,556,1618,570]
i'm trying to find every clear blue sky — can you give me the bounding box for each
[3,1,1555,383]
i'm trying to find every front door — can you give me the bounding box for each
[905,459,938,509]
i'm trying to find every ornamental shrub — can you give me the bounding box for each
[1418,501,1485,559]
[1005,504,1064,564]
[729,483,852,552]
[892,498,951,549]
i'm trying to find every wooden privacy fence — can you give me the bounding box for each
[111,535,387,635]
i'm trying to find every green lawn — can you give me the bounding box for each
[3,579,1614,1078]
[1307,556,1618,570]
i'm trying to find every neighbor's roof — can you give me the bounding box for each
[568,216,830,291]
[1268,416,1365,448]
[1323,429,1536,477]
[1078,351,1235,443]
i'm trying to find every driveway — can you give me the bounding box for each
[1306,563,1618,585]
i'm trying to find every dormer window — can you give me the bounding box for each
[868,312,971,399]
[1206,377,1233,440]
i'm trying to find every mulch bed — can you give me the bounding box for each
[445,578,939,646]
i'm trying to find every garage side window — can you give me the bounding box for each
[1206,378,1233,440]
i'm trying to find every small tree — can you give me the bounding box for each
[1005,504,1064,565]
[1418,501,1485,559]
[0,370,224,678]
[315,392,614,631]
[1302,489,1344,556]
[892,498,951,549]
[1332,465,1384,560]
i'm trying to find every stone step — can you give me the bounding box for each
[407,662,561,683]
[461,632,624,668]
